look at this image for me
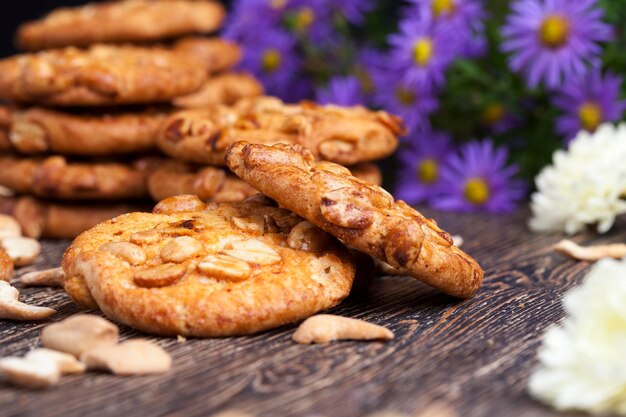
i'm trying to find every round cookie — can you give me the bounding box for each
[172,37,242,75]
[17,0,225,51]
[147,161,382,204]
[0,106,167,156]
[0,45,207,106]
[0,155,159,200]
[173,73,264,108]
[226,142,484,299]
[157,96,405,166]
[0,196,147,239]
[62,195,356,337]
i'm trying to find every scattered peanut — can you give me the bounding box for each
[232,216,265,233]
[223,239,281,265]
[0,214,22,238]
[129,230,160,245]
[0,236,41,267]
[554,239,626,261]
[0,281,56,320]
[0,250,13,283]
[293,314,394,344]
[153,195,206,215]
[133,263,186,288]
[0,356,60,389]
[25,349,85,375]
[81,339,171,375]
[198,254,251,281]
[160,236,203,263]
[452,235,464,247]
[19,267,64,287]
[99,242,146,265]
[40,314,119,357]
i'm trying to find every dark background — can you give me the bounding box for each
[0,1,232,57]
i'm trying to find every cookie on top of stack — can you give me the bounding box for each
[0,0,265,239]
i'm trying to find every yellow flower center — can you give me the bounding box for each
[295,7,315,31]
[262,49,281,73]
[413,38,434,66]
[464,177,490,205]
[539,15,571,49]
[418,159,439,184]
[356,68,375,94]
[481,103,506,126]
[578,102,603,132]
[432,0,456,17]
[396,88,416,106]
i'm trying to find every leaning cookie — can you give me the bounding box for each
[147,161,382,204]
[16,0,225,51]
[0,196,147,239]
[172,73,264,108]
[0,106,167,156]
[62,195,355,336]
[226,143,484,298]
[0,45,206,106]
[0,155,159,200]
[157,96,405,166]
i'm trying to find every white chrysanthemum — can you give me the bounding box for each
[529,123,626,234]
[528,258,626,414]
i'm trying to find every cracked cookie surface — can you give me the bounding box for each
[62,195,355,337]
[0,45,206,106]
[226,142,484,298]
[17,0,225,50]
[157,96,405,166]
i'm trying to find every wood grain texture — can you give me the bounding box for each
[1,208,622,417]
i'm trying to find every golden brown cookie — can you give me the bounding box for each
[172,73,264,108]
[226,143,484,298]
[0,155,159,201]
[157,96,405,166]
[0,45,207,106]
[16,0,225,51]
[62,195,356,337]
[147,161,381,204]
[173,37,242,74]
[0,106,167,156]
[0,196,146,239]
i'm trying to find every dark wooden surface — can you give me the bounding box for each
[0,208,620,417]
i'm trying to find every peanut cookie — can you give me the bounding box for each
[0,45,207,106]
[147,161,381,204]
[157,96,405,166]
[173,73,264,108]
[0,106,167,156]
[16,0,225,51]
[226,143,484,298]
[173,37,242,74]
[0,196,147,239]
[0,155,159,200]
[62,195,355,336]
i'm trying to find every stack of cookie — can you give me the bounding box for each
[0,0,264,239]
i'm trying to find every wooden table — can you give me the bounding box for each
[0,208,617,417]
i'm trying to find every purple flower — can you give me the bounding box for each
[480,103,520,134]
[553,69,626,142]
[395,130,454,204]
[407,0,487,58]
[286,0,335,43]
[501,0,612,89]
[223,0,289,41]
[317,76,365,106]
[432,140,526,213]
[330,0,374,25]
[371,67,439,133]
[351,47,385,104]
[238,29,300,99]
[388,13,458,91]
